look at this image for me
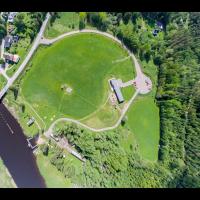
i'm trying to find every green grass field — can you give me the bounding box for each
[126,59,160,161]
[21,33,135,128]
[44,12,80,39]
[36,153,72,188]
[0,159,15,188]
[36,147,84,188]
[0,75,7,90]
[80,99,120,129]
[127,96,159,161]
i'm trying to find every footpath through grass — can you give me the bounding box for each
[21,33,135,129]
[126,59,160,161]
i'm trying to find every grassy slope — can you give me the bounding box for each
[0,159,14,188]
[36,153,72,188]
[127,59,160,161]
[44,12,80,39]
[21,33,134,128]
[80,100,120,129]
[81,86,136,128]
[0,75,7,90]
[36,148,84,188]
[4,92,42,137]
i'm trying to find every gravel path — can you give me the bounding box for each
[45,90,139,135]
[42,29,152,134]
[0,16,152,133]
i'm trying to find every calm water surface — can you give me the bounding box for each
[0,103,46,188]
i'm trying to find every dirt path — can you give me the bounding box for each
[42,29,152,134]
[40,29,152,95]
[0,20,152,134]
[45,90,139,135]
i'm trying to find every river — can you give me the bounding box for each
[0,103,46,188]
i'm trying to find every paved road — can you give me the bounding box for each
[42,29,152,133]
[0,67,9,81]
[0,19,151,133]
[41,29,152,95]
[45,89,139,135]
[0,13,50,100]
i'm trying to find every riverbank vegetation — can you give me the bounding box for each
[2,12,200,188]
[37,140,85,187]
[0,159,15,188]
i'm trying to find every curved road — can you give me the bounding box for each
[0,13,51,100]
[0,14,152,134]
[41,29,152,135]
[40,29,152,95]
[45,90,139,136]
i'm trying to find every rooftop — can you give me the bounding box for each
[4,35,13,48]
[110,79,124,103]
[3,53,20,63]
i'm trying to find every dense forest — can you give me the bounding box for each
[156,12,200,187]
[2,12,199,188]
[39,12,200,188]
[75,12,200,187]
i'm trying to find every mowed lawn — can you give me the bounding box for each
[127,96,160,161]
[0,159,14,188]
[126,60,160,161]
[21,33,134,128]
[44,12,80,39]
[36,153,72,188]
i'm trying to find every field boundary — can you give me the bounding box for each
[45,90,139,136]
[42,30,151,134]
[20,93,47,130]
[11,28,152,134]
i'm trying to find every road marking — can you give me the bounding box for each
[0,111,14,134]
[6,123,14,134]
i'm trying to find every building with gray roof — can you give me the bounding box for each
[110,79,124,103]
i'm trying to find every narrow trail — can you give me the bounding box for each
[41,29,152,135]
[45,90,139,136]
[0,18,152,134]
[112,56,131,64]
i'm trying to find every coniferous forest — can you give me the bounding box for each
[1,12,199,188]
[48,12,200,188]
